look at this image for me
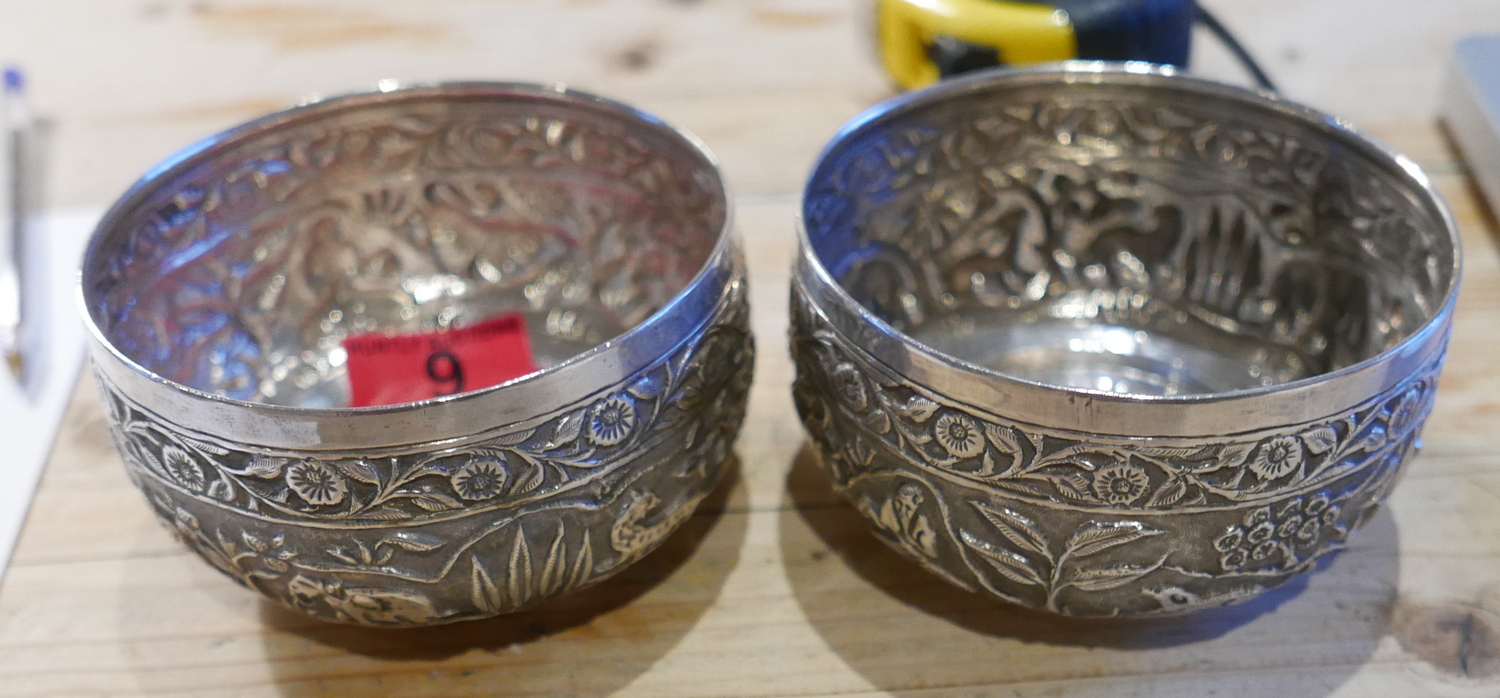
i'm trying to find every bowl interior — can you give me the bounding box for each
[804,75,1456,398]
[85,88,726,407]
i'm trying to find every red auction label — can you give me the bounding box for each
[343,314,538,407]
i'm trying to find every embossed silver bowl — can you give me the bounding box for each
[791,63,1459,617]
[82,83,754,626]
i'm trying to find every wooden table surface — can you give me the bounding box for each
[5,1,1500,696]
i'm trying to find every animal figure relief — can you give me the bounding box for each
[610,490,705,560]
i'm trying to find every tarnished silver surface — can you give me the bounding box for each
[791,63,1460,617]
[83,83,753,626]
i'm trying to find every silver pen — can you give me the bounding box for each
[0,67,28,381]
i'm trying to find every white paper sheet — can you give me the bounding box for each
[0,208,98,582]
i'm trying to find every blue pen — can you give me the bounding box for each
[1,67,29,381]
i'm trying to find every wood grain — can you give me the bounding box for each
[4,1,1500,696]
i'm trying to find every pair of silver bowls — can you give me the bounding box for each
[83,64,1460,626]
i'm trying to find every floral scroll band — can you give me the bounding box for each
[100,284,754,527]
[791,294,1444,514]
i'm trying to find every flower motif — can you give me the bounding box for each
[1249,436,1305,480]
[286,460,348,506]
[933,414,984,459]
[450,458,507,501]
[1092,463,1151,505]
[1215,494,1345,572]
[831,363,868,411]
[1214,526,1245,553]
[1246,520,1276,545]
[1296,518,1321,543]
[1251,541,1279,561]
[585,395,638,447]
[162,445,206,492]
[1276,515,1304,540]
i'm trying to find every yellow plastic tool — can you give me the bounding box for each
[874,0,1215,91]
[877,0,1077,90]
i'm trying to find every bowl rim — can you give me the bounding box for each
[795,61,1461,432]
[81,81,738,426]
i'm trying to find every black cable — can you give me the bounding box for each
[1195,5,1278,92]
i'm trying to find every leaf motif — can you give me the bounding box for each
[1066,561,1160,591]
[1215,443,1255,470]
[358,507,412,521]
[334,460,381,485]
[207,477,235,502]
[1145,478,1188,507]
[133,447,162,476]
[972,501,1048,556]
[985,423,1021,454]
[355,540,373,565]
[181,437,231,456]
[1300,426,1338,455]
[242,531,269,553]
[627,374,664,400]
[379,532,444,553]
[898,417,932,444]
[508,529,533,607]
[898,396,940,422]
[1053,473,1093,501]
[866,409,892,434]
[411,491,462,512]
[514,460,546,495]
[1063,521,1164,560]
[491,429,535,447]
[376,548,395,565]
[569,531,595,589]
[541,526,567,597]
[237,457,288,479]
[550,410,585,447]
[263,557,290,573]
[1031,444,1086,470]
[960,530,1044,586]
[992,480,1050,498]
[1134,446,1208,460]
[471,555,502,614]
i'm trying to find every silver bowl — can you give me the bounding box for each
[790,63,1460,617]
[83,83,754,626]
